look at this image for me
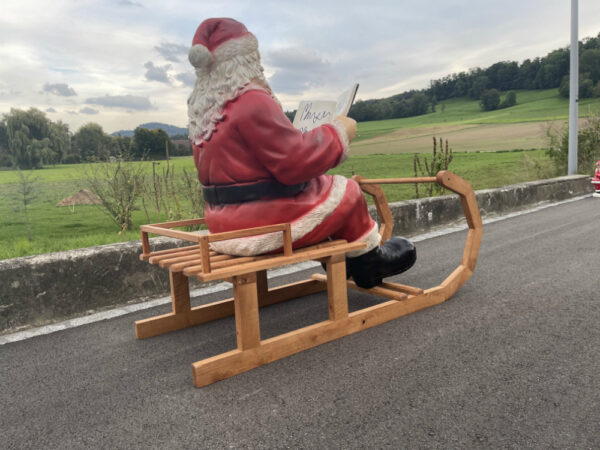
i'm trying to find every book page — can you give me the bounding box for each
[334,83,359,117]
[292,83,359,132]
[292,100,337,133]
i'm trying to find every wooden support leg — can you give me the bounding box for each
[191,288,453,388]
[135,270,191,339]
[256,269,269,298]
[233,273,261,350]
[170,270,191,314]
[134,276,326,340]
[326,253,348,321]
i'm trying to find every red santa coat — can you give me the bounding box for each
[193,85,380,256]
[592,165,600,193]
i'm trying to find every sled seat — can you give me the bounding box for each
[135,170,482,388]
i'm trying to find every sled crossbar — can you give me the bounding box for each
[135,170,482,387]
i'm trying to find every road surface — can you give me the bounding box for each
[2,197,599,449]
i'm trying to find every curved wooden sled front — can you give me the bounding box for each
[343,169,483,302]
[134,170,482,387]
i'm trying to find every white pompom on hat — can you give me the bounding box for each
[188,18,259,69]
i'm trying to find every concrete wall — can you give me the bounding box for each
[0,175,593,334]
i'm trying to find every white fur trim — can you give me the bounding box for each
[187,49,273,146]
[212,33,258,62]
[345,222,381,258]
[188,44,213,69]
[210,175,349,256]
[330,119,351,163]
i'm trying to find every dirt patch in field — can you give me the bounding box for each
[352,121,562,154]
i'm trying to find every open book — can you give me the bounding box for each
[292,83,359,133]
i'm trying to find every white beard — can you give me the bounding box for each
[187,50,274,146]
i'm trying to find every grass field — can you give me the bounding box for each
[354,89,600,141]
[352,90,600,155]
[0,149,551,260]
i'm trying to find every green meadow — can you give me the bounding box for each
[1,148,549,260]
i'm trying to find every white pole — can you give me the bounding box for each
[568,0,579,175]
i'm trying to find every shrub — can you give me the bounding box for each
[84,159,146,232]
[413,137,454,198]
[546,112,600,175]
[479,89,501,111]
[500,91,517,108]
[140,160,204,226]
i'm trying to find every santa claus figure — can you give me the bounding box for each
[187,18,416,288]
[593,160,600,197]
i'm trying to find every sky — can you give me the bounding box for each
[1,0,600,134]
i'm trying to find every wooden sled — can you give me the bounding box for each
[135,170,482,387]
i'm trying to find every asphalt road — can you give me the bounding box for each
[2,197,600,449]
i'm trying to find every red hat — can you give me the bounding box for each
[188,18,258,69]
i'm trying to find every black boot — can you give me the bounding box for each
[347,237,416,289]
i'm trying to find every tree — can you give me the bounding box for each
[479,89,501,111]
[580,48,600,83]
[15,170,39,241]
[46,121,70,165]
[72,123,111,161]
[4,108,53,169]
[0,120,10,167]
[559,75,570,98]
[559,74,598,99]
[579,76,595,98]
[132,127,174,159]
[408,93,429,116]
[469,76,489,99]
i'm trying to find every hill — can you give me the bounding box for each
[350,89,600,154]
[111,122,187,138]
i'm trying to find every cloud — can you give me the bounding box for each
[85,95,153,110]
[46,107,57,113]
[0,88,20,99]
[80,107,99,115]
[155,42,189,63]
[266,48,332,94]
[43,83,77,97]
[118,0,143,6]
[144,61,170,83]
[175,71,195,87]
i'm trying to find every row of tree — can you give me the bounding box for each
[428,33,600,102]
[0,108,192,169]
[340,32,600,123]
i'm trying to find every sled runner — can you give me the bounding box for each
[135,170,482,387]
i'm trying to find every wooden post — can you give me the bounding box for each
[170,270,191,314]
[326,253,349,321]
[256,270,269,298]
[141,231,150,257]
[199,235,211,274]
[233,272,261,350]
[134,269,191,339]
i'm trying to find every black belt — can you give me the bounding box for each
[203,180,307,205]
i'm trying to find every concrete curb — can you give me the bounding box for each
[0,175,593,335]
